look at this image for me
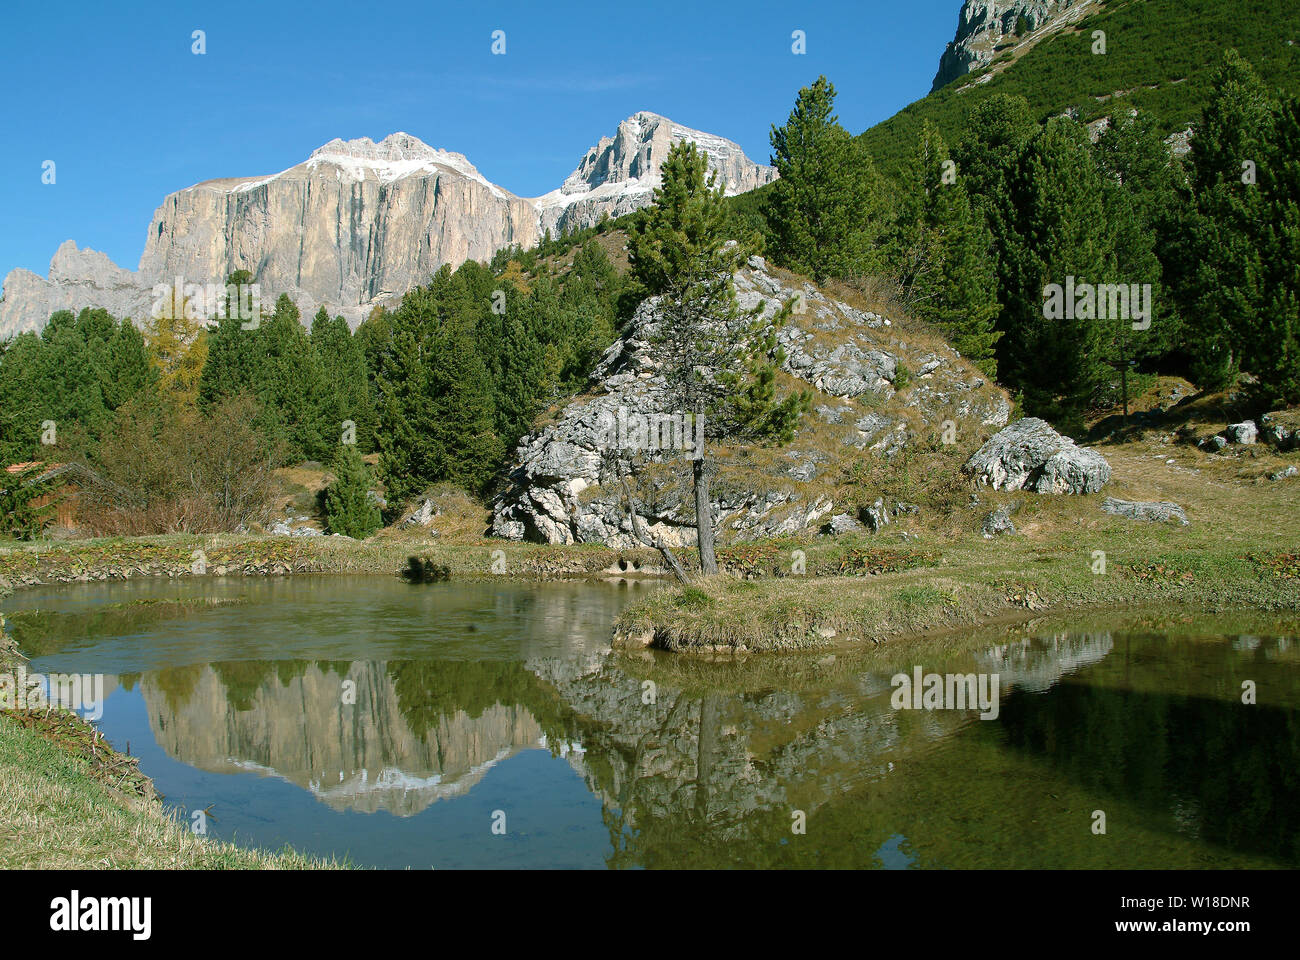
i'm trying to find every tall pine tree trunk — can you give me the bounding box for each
[693,456,718,575]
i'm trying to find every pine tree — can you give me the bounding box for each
[426,318,503,495]
[1001,118,1118,434]
[629,140,807,576]
[1173,51,1299,404]
[323,444,382,539]
[249,295,332,462]
[768,76,887,282]
[889,121,1001,375]
[311,307,376,451]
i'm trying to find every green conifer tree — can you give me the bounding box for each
[323,444,382,538]
[768,76,887,282]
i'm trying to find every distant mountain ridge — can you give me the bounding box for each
[0,115,775,335]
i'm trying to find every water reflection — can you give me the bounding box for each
[9,580,1299,869]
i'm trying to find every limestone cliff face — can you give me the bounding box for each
[1,118,773,335]
[931,0,1100,91]
[136,134,540,326]
[0,241,151,336]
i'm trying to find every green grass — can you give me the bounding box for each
[0,714,340,869]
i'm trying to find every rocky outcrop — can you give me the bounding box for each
[963,417,1110,493]
[932,0,1101,91]
[1260,412,1300,451]
[491,256,1010,547]
[2,117,774,336]
[1101,497,1188,525]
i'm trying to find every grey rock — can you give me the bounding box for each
[1101,497,1189,525]
[1260,413,1299,451]
[981,506,1016,538]
[860,499,891,533]
[1033,445,1112,494]
[963,417,1110,494]
[824,513,862,535]
[1270,465,1298,481]
[1225,420,1258,445]
[401,498,439,528]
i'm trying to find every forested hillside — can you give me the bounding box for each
[863,0,1300,177]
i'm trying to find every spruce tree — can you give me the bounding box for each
[311,307,376,451]
[426,318,503,495]
[323,444,382,538]
[249,295,332,462]
[768,76,886,282]
[1001,118,1117,434]
[1174,51,1299,404]
[889,121,1001,375]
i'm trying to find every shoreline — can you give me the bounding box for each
[2,527,1297,868]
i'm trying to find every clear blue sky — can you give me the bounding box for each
[0,0,961,277]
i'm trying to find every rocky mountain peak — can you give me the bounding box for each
[537,111,776,236]
[1,113,776,335]
[308,131,439,162]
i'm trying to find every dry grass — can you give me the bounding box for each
[616,382,1300,652]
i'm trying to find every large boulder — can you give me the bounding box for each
[963,418,1111,494]
[1225,420,1258,445]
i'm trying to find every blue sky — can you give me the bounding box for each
[0,0,961,276]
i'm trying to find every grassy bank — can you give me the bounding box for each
[0,596,338,869]
[614,431,1300,652]
[0,532,663,588]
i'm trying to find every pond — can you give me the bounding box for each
[5,576,1298,869]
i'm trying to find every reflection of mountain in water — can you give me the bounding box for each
[141,662,545,816]
[135,627,1300,867]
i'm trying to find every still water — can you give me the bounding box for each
[6,576,1298,869]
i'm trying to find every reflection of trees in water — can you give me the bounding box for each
[387,660,572,742]
[126,626,1300,866]
[998,671,1300,864]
